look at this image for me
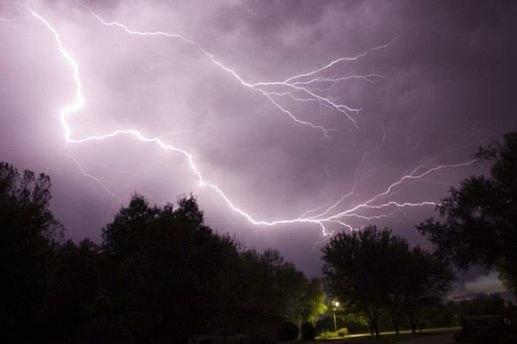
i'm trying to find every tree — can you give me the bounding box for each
[299,278,327,324]
[383,239,411,336]
[0,161,323,342]
[418,132,517,294]
[321,226,409,337]
[235,248,325,324]
[101,194,321,341]
[101,194,243,341]
[45,239,106,339]
[0,162,62,339]
[403,247,453,333]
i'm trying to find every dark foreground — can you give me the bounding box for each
[315,328,460,344]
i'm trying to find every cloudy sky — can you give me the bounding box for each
[1,0,516,284]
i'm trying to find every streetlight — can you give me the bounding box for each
[332,300,340,332]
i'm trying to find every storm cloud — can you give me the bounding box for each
[1,0,516,277]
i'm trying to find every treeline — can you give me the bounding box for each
[2,131,516,342]
[0,162,324,343]
[321,132,517,339]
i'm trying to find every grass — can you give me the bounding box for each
[314,326,461,343]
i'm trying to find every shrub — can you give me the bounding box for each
[301,322,316,341]
[278,322,299,342]
[337,327,348,337]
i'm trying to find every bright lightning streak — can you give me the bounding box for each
[282,36,399,84]
[88,10,400,136]
[61,151,123,204]
[30,9,84,142]
[30,7,477,237]
[88,11,333,137]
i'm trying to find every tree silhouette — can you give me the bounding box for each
[418,132,517,294]
[403,247,452,333]
[322,225,451,336]
[322,226,407,336]
[0,162,62,340]
[101,194,243,340]
[0,162,330,343]
[45,239,106,339]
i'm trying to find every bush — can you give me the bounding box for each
[278,322,299,342]
[337,327,348,337]
[301,322,316,341]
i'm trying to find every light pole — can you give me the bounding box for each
[332,300,340,332]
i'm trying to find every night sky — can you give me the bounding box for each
[1,0,516,290]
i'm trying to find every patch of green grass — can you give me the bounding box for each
[314,326,461,343]
[317,328,349,340]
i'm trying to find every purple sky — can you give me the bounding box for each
[1,0,516,289]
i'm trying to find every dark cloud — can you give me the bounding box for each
[1,0,516,281]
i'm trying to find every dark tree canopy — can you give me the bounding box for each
[418,132,517,293]
[99,194,326,341]
[322,225,452,337]
[101,194,246,340]
[0,162,327,343]
[403,247,453,333]
[322,226,408,336]
[0,162,62,239]
[0,162,62,338]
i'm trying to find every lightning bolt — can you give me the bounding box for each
[88,9,400,137]
[30,7,477,237]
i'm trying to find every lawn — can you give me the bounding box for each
[314,326,461,343]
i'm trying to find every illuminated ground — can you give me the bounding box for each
[315,327,461,343]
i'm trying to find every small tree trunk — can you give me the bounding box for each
[373,315,380,337]
[410,313,416,334]
[393,321,400,335]
[367,312,375,336]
